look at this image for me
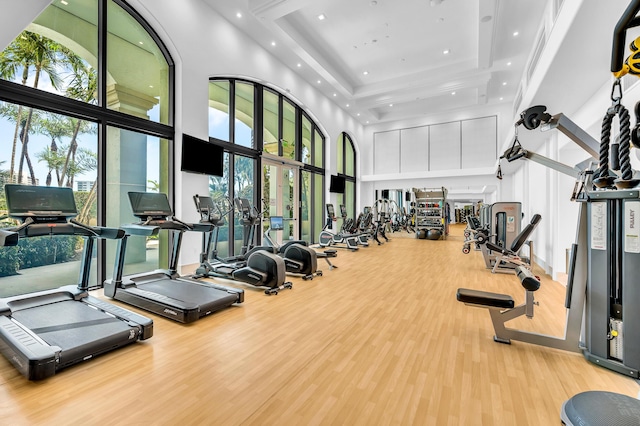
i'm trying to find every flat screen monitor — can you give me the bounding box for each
[128,192,173,219]
[5,184,77,218]
[181,134,224,177]
[270,216,284,231]
[329,175,346,193]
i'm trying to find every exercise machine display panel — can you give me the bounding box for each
[5,184,77,220]
[128,192,173,219]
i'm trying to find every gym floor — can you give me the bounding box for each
[0,224,635,425]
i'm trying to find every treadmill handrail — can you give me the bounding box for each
[7,219,125,240]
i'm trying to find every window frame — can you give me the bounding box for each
[0,0,175,288]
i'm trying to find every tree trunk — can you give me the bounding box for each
[77,180,97,225]
[60,121,81,187]
[17,108,35,184]
[9,66,29,182]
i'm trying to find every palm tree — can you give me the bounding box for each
[0,31,80,184]
[31,112,68,186]
[61,61,97,189]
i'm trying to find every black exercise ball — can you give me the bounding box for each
[426,229,441,240]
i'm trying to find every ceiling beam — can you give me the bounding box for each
[478,0,498,69]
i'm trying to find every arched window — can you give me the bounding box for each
[208,78,326,252]
[0,0,174,295]
[337,132,356,221]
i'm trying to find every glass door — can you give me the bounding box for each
[263,159,299,244]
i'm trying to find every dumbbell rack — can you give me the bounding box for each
[413,187,447,240]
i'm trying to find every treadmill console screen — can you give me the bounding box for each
[195,195,215,212]
[128,192,173,219]
[270,216,284,231]
[5,184,77,219]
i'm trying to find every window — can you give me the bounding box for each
[209,81,230,141]
[209,77,326,245]
[282,99,296,160]
[263,88,279,155]
[234,82,254,148]
[233,154,255,253]
[0,0,174,292]
[209,153,231,259]
[106,0,170,124]
[336,132,356,221]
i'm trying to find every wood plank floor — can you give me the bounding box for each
[0,224,637,425]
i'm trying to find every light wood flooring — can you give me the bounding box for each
[0,224,637,425]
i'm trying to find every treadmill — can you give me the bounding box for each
[103,192,244,323]
[0,184,153,381]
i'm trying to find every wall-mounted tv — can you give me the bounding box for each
[329,175,346,193]
[181,134,224,177]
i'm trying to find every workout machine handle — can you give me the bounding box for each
[612,0,640,73]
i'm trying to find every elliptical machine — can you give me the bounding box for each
[263,216,322,280]
[318,204,359,250]
[192,195,292,295]
[339,204,369,246]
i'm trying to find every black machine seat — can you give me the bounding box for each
[484,213,542,255]
[457,266,540,309]
[509,214,541,252]
[456,288,515,309]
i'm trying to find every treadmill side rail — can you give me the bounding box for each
[0,316,59,380]
[83,295,154,340]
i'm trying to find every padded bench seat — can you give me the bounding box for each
[456,288,515,309]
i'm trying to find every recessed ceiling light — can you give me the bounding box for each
[236,12,242,18]
[451,91,456,95]
[60,0,68,5]
[149,85,154,88]
[502,81,507,86]
[513,31,519,37]
[297,63,301,67]
[366,120,370,124]
[443,49,450,55]
[139,41,144,45]
[318,14,326,20]
[271,41,276,46]
[363,71,369,75]
[507,61,512,66]
[389,103,393,107]
[500,97,504,101]
[317,80,321,84]
[346,104,350,107]
[357,113,361,116]
[333,93,337,97]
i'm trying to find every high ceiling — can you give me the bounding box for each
[205,0,547,125]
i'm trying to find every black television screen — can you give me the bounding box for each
[181,134,224,177]
[329,175,346,193]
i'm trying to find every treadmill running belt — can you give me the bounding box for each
[137,279,238,311]
[11,300,138,367]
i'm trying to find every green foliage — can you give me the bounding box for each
[0,235,79,277]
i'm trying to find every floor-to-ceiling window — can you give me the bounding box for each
[208,78,325,250]
[336,132,356,223]
[0,0,173,296]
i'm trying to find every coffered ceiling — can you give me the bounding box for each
[206,0,546,125]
